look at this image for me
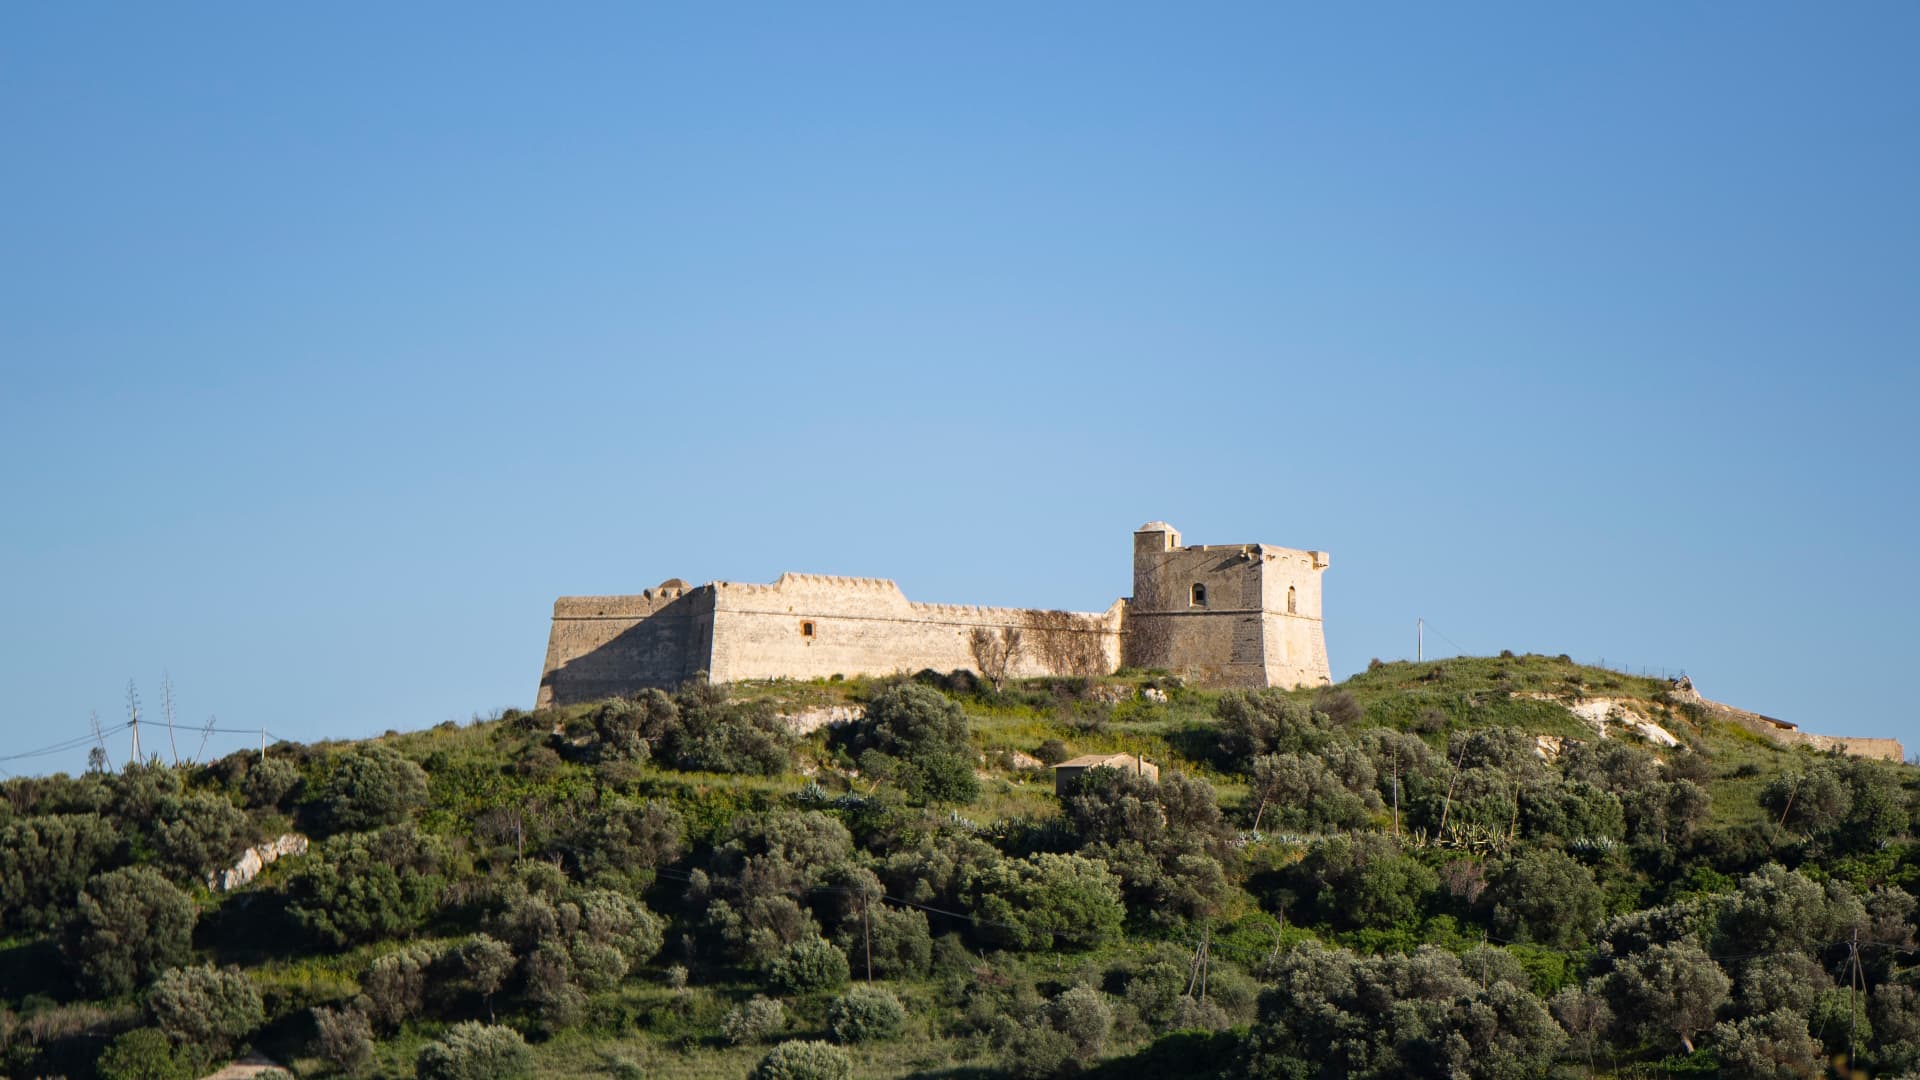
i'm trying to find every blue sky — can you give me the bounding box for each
[3,4,1915,773]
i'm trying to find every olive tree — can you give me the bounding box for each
[147,964,263,1057]
[415,1022,532,1080]
[65,866,197,995]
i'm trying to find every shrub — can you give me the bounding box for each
[1488,849,1605,949]
[147,964,263,1055]
[1216,690,1333,761]
[415,1022,533,1080]
[95,1027,197,1080]
[964,851,1125,950]
[285,824,445,947]
[64,865,197,995]
[0,812,120,934]
[360,946,432,1029]
[604,1055,645,1080]
[768,936,849,994]
[827,986,906,1043]
[840,684,978,804]
[318,745,429,832]
[311,1005,375,1075]
[749,1040,853,1080]
[722,995,788,1044]
[240,756,300,809]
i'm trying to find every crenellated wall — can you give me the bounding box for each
[537,585,714,707]
[706,573,1123,684]
[536,522,1331,706]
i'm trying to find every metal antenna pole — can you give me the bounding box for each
[161,671,180,766]
[126,680,141,764]
[1418,618,1424,662]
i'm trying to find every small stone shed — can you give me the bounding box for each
[1051,753,1159,797]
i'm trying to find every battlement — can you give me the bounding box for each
[537,522,1332,705]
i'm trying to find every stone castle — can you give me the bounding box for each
[537,521,1332,706]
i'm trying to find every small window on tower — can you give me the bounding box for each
[1190,583,1208,607]
[1287,586,1297,614]
[800,621,816,638]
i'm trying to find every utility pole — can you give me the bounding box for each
[161,672,179,766]
[126,680,141,765]
[862,894,873,983]
[1391,744,1402,838]
[1849,927,1862,1072]
[89,710,113,772]
[1417,618,1424,662]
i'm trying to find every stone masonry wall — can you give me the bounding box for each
[537,586,712,707]
[706,573,1124,684]
[1123,523,1332,689]
[539,523,1329,705]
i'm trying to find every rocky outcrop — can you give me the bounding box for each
[207,833,309,892]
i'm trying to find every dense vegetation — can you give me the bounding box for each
[2,655,1917,1078]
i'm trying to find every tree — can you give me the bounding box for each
[1062,769,1233,924]
[311,1005,375,1075]
[827,986,906,1043]
[65,865,197,995]
[449,934,514,1021]
[723,996,788,1045]
[963,852,1125,950]
[359,947,431,1030]
[415,1022,532,1080]
[95,1028,197,1080]
[317,744,429,832]
[768,935,850,994]
[1549,983,1614,1077]
[1215,691,1330,759]
[1604,940,1730,1053]
[1249,752,1372,833]
[656,678,795,775]
[839,684,978,804]
[1487,849,1604,949]
[285,824,445,946]
[147,964,263,1057]
[0,812,121,933]
[750,1040,853,1080]
[1711,1008,1821,1079]
[1244,941,1563,1080]
[970,627,1023,691]
[152,791,253,882]
[1721,863,1859,955]
[1289,833,1436,931]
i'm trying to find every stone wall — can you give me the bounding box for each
[1676,688,1905,763]
[538,522,1331,705]
[1123,522,1332,689]
[539,572,1126,706]
[708,573,1124,683]
[537,585,713,707]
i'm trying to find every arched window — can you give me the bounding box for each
[1287,586,1297,614]
[1190,583,1207,607]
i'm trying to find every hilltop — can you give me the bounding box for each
[3,656,1917,1079]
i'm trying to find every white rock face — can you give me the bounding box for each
[208,833,309,892]
[779,705,865,736]
[1141,688,1169,704]
[1564,699,1681,748]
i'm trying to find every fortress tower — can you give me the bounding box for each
[1121,522,1331,689]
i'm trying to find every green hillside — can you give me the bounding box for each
[2,657,1916,1080]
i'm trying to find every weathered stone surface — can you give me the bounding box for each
[207,833,308,892]
[537,523,1334,706]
